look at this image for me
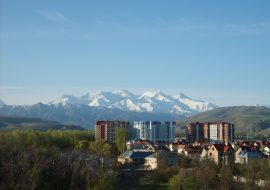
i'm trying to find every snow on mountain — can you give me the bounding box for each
[115,90,138,99]
[172,93,216,112]
[139,91,173,103]
[83,90,123,107]
[0,99,6,107]
[50,90,217,115]
[254,104,270,108]
[111,99,142,112]
[49,95,83,106]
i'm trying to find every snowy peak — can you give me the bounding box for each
[0,99,6,107]
[50,90,217,115]
[139,91,172,102]
[49,95,83,106]
[115,89,136,98]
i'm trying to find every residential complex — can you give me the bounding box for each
[186,121,235,143]
[186,122,204,143]
[95,120,130,143]
[132,121,176,141]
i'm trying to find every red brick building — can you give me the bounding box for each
[95,120,129,143]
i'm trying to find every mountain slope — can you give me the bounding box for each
[50,90,217,115]
[0,115,85,131]
[177,106,270,135]
[0,99,6,107]
[0,103,183,129]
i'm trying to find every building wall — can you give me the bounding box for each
[187,121,235,143]
[208,146,219,164]
[209,124,218,141]
[133,121,176,141]
[144,157,158,170]
[95,120,129,143]
[186,122,204,143]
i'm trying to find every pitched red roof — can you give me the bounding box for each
[213,144,233,153]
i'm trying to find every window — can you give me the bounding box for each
[210,153,212,156]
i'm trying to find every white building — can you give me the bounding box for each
[133,121,176,141]
[209,123,218,141]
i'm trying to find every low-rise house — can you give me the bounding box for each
[235,146,263,164]
[185,145,203,158]
[256,140,270,149]
[177,145,202,158]
[166,152,178,166]
[144,152,178,170]
[118,150,153,169]
[200,144,211,160]
[144,154,158,170]
[177,144,187,154]
[235,140,270,149]
[169,141,187,152]
[126,140,150,151]
[208,143,235,165]
[169,142,179,152]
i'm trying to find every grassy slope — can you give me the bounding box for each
[176,106,270,135]
[0,115,86,131]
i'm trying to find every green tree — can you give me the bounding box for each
[168,174,198,190]
[116,128,129,153]
[76,140,89,151]
[89,139,112,157]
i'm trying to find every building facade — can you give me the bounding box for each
[208,143,235,165]
[186,122,204,143]
[95,120,130,143]
[235,146,263,164]
[186,121,235,143]
[133,121,176,141]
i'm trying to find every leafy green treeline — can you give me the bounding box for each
[136,156,270,190]
[0,130,94,149]
[167,159,270,190]
[0,130,120,190]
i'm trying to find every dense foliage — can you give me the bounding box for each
[0,130,119,190]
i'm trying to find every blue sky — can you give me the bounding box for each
[0,0,270,106]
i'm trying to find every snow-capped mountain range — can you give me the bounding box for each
[0,99,6,107]
[50,90,217,115]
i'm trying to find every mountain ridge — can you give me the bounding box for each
[49,90,217,115]
[0,103,183,128]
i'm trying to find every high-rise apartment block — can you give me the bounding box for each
[186,121,234,143]
[133,121,176,141]
[186,122,204,143]
[95,120,130,143]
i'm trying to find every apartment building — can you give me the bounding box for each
[186,121,235,143]
[95,120,130,143]
[133,121,176,141]
[186,122,204,143]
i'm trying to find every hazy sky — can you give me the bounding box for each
[1,0,270,106]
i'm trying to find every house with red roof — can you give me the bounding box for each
[208,143,235,165]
